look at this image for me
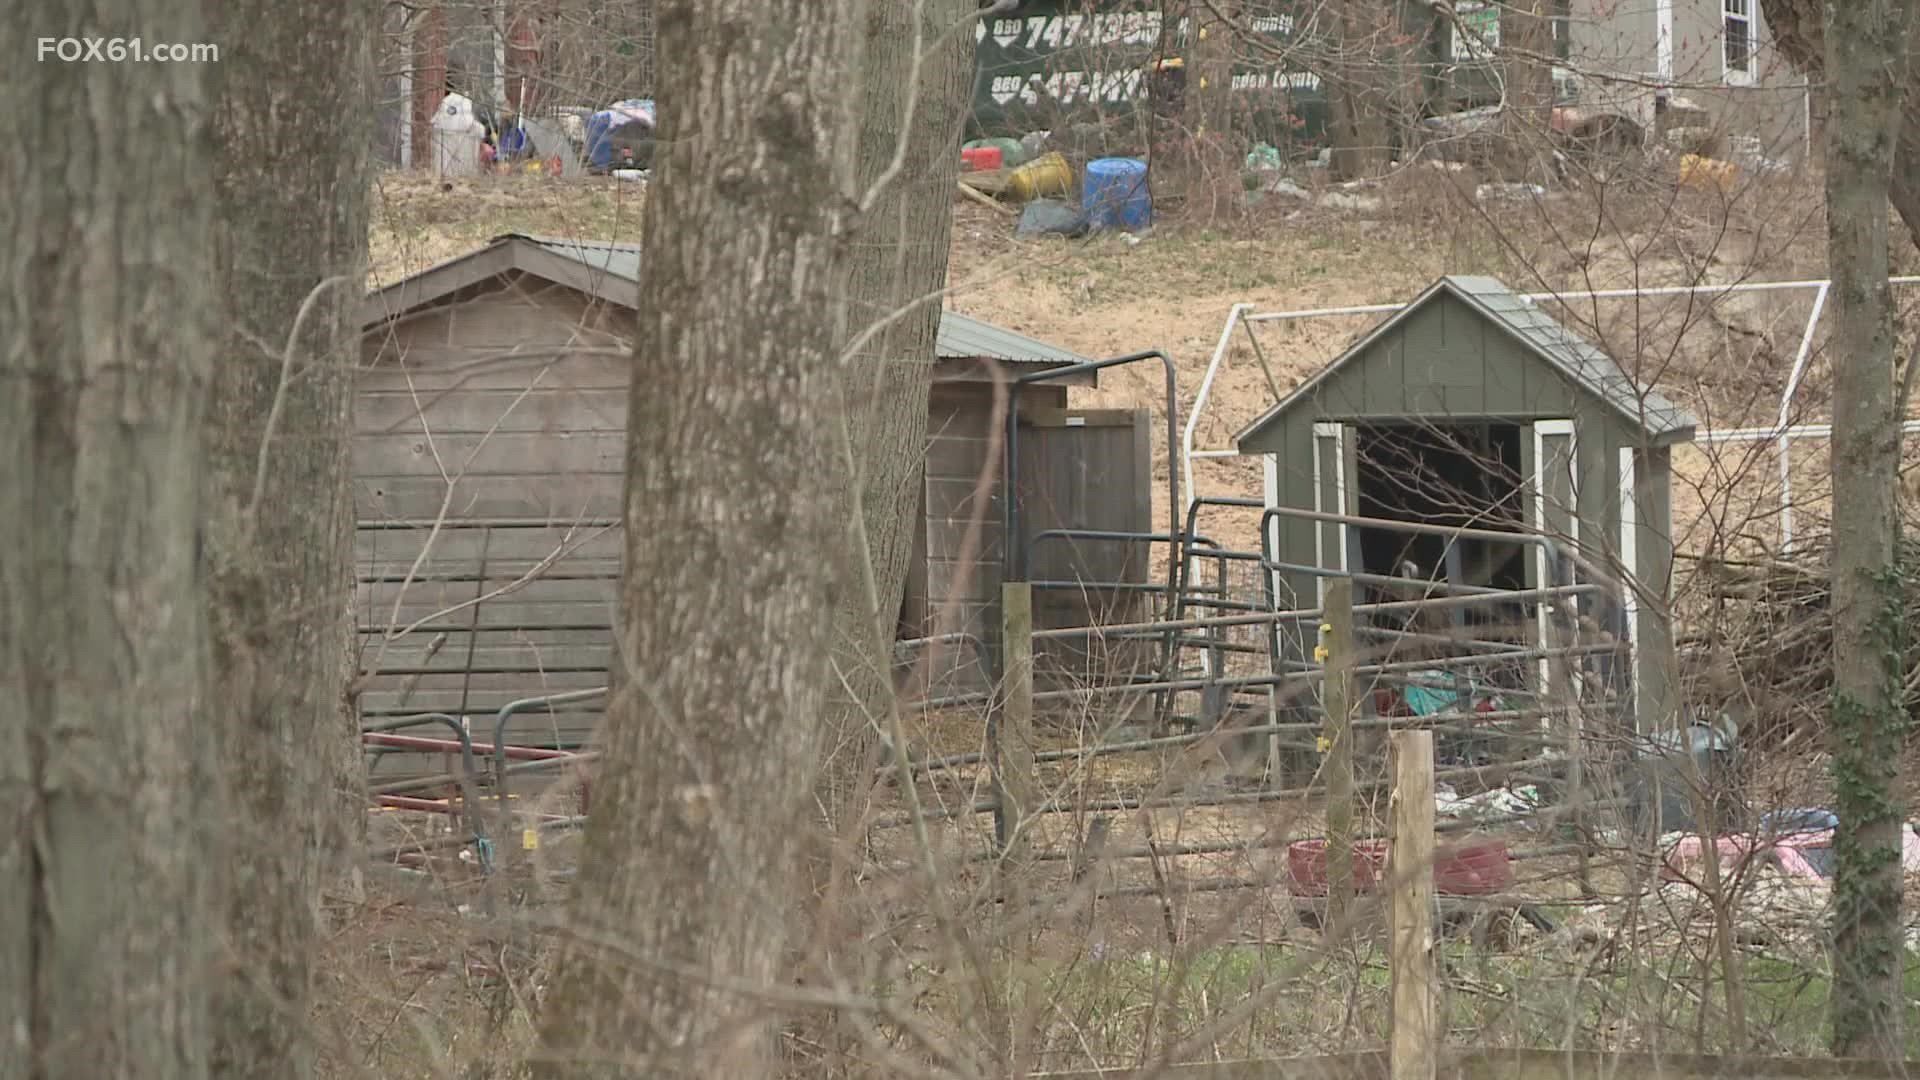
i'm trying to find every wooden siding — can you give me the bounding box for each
[359,285,1152,772]
[1254,293,1600,615]
[919,391,1156,695]
[1016,408,1156,685]
[1666,0,1810,154]
[1299,294,1585,421]
[922,391,1006,694]
[356,285,631,779]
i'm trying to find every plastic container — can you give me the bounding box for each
[1285,838,1388,896]
[960,145,1003,172]
[583,109,619,169]
[1084,157,1152,231]
[497,124,530,160]
[1678,153,1737,194]
[967,136,1028,168]
[1287,837,1513,897]
[429,92,485,176]
[1432,840,1513,896]
[584,100,655,172]
[1629,719,1744,835]
[1007,151,1072,202]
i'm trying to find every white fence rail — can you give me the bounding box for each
[1186,277,1920,554]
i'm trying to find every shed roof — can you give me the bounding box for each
[1233,275,1699,448]
[361,232,1092,368]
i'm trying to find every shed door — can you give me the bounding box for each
[1015,407,1154,678]
[1311,422,1358,603]
[1529,419,1579,693]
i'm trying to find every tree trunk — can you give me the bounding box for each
[0,3,219,1075]
[534,0,861,1074]
[804,0,972,1060]
[1822,0,1918,1059]
[627,0,655,96]
[1327,0,1396,180]
[1761,0,1920,251]
[1500,0,1555,179]
[412,4,450,166]
[815,0,972,881]
[1183,0,1235,143]
[202,0,376,1073]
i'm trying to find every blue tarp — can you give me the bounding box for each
[1402,671,1470,717]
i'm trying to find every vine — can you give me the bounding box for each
[1829,559,1911,1049]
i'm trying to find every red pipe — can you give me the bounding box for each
[361,731,575,762]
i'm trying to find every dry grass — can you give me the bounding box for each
[340,160,1920,1076]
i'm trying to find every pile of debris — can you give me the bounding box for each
[1690,539,1920,745]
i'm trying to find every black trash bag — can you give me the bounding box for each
[1016,198,1089,238]
[605,119,655,170]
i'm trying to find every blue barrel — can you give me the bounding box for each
[1083,157,1152,231]
[583,109,620,170]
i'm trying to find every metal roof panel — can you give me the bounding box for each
[1233,275,1699,448]
[504,233,1086,365]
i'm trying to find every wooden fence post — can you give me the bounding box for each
[1389,729,1437,1080]
[995,582,1038,869]
[1322,577,1356,937]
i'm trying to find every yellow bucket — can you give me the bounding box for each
[1678,153,1737,194]
[1008,152,1073,202]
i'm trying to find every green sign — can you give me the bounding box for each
[967,1,1331,149]
[1450,1,1500,61]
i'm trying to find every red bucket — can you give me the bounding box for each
[1286,838,1389,896]
[1286,837,1513,896]
[961,146,1003,172]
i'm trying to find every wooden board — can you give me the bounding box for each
[957,167,1010,196]
[1033,1050,1920,1080]
[1015,409,1155,684]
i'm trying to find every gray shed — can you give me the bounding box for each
[1234,275,1697,731]
[355,234,1152,773]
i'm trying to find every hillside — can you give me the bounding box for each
[371,165,1854,559]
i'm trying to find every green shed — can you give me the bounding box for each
[1233,275,1697,732]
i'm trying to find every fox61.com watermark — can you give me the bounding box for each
[38,37,219,63]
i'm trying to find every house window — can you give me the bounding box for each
[1724,0,1753,83]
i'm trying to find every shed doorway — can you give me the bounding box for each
[1352,420,1529,639]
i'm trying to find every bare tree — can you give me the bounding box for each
[1326,0,1401,179]
[817,0,976,866]
[1820,0,1920,1058]
[805,0,975,1062]
[1763,0,1920,249]
[0,4,220,1075]
[534,0,864,1074]
[1185,0,1237,144]
[202,0,378,1072]
[1500,0,1554,178]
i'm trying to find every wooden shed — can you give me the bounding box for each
[1233,275,1697,731]
[355,234,1152,774]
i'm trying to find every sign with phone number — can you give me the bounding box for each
[972,11,1298,53]
[967,1,1327,141]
